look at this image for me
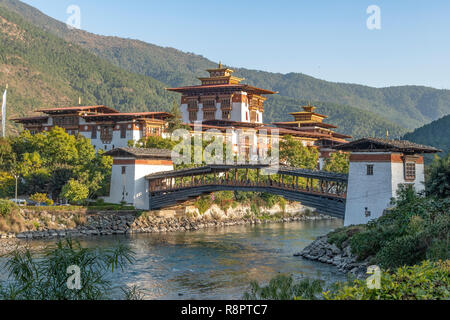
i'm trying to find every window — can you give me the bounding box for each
[405,162,416,180]
[188,100,198,109]
[221,99,231,109]
[203,111,215,120]
[100,126,113,144]
[222,110,231,120]
[367,164,374,176]
[189,111,198,122]
[122,166,126,175]
[203,100,216,108]
[120,124,127,139]
[91,126,97,139]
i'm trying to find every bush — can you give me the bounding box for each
[426,154,450,199]
[348,187,450,268]
[243,275,324,300]
[323,260,450,300]
[60,179,89,204]
[0,239,141,300]
[328,225,365,249]
[194,196,212,215]
[0,199,17,217]
[29,193,53,206]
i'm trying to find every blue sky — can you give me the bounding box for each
[22,0,450,89]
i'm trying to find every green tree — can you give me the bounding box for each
[60,179,89,204]
[324,152,350,173]
[279,135,318,169]
[37,127,79,166]
[0,138,13,170]
[29,193,53,206]
[137,136,176,150]
[167,98,190,132]
[426,154,450,198]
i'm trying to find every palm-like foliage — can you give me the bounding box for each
[0,239,139,300]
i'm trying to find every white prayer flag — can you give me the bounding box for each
[1,88,6,138]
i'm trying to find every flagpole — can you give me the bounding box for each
[1,84,7,138]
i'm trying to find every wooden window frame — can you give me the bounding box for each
[405,162,416,181]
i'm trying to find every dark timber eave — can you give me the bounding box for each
[146,164,348,182]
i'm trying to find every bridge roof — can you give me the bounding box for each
[146,164,348,182]
[334,138,441,154]
[105,147,172,159]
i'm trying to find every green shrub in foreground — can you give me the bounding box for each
[0,239,142,300]
[349,186,449,268]
[243,275,324,300]
[323,260,449,300]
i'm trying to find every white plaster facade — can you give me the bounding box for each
[180,91,263,125]
[344,152,425,226]
[104,157,173,210]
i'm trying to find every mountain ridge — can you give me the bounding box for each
[2,0,449,130]
[0,0,447,140]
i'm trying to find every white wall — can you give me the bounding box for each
[344,153,426,226]
[105,159,173,210]
[344,160,393,226]
[180,103,189,123]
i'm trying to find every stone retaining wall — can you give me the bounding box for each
[0,202,336,241]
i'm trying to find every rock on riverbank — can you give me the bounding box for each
[295,235,368,278]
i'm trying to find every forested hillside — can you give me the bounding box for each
[403,115,450,157]
[1,0,449,141]
[0,6,176,134]
[1,0,448,131]
[266,96,407,138]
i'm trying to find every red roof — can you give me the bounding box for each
[12,116,49,123]
[273,122,338,129]
[37,105,119,114]
[167,84,277,95]
[82,112,173,122]
[83,112,172,118]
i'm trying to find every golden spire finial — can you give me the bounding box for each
[219,61,223,69]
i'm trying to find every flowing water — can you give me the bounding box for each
[1,219,348,300]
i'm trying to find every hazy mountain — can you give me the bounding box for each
[0,6,177,134]
[403,115,450,158]
[1,0,448,131]
[0,0,447,141]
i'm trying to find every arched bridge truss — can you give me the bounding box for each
[146,165,348,219]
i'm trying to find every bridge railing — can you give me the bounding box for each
[147,165,348,199]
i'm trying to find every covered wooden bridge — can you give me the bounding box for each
[146,164,348,218]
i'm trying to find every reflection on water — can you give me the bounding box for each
[0,219,347,300]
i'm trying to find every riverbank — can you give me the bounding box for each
[294,234,368,279]
[0,202,338,255]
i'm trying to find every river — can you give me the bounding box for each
[0,219,347,300]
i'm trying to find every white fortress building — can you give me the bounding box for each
[13,106,172,151]
[335,138,439,226]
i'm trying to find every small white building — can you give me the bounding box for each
[103,147,173,210]
[335,138,440,226]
